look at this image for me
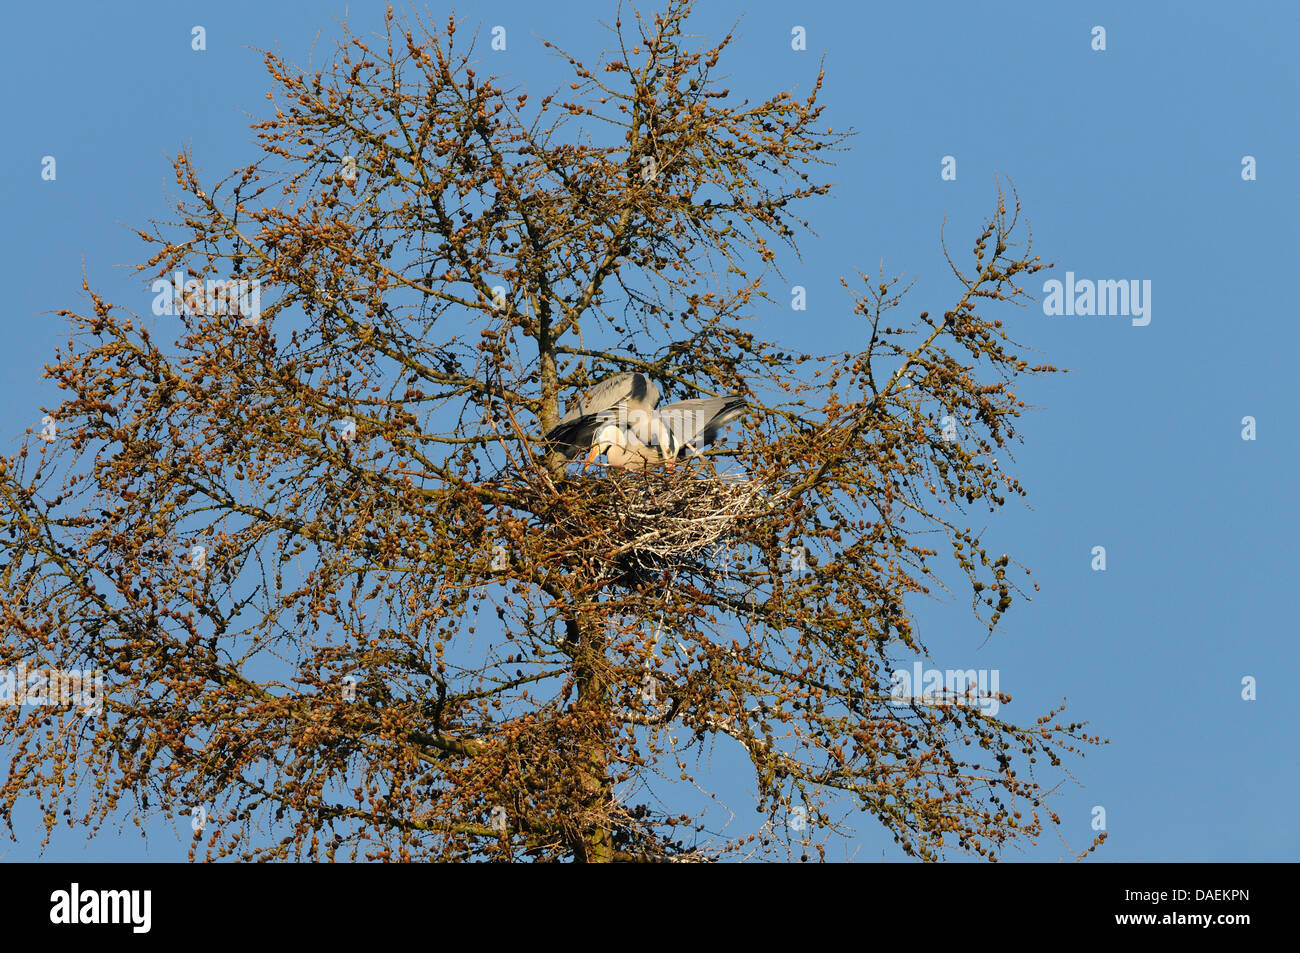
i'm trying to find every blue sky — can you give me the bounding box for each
[1,0,1296,861]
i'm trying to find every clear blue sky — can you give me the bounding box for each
[1,0,1296,862]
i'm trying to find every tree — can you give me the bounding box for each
[0,1,1104,862]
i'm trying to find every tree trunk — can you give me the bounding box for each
[570,612,613,862]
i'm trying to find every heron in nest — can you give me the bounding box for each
[545,371,746,471]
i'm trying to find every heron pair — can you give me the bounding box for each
[545,372,745,470]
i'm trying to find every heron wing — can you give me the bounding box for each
[558,372,660,424]
[657,395,746,451]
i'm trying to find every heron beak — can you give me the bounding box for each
[582,444,602,472]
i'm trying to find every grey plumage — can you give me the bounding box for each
[655,395,747,457]
[547,372,661,458]
[556,372,660,426]
[545,371,746,467]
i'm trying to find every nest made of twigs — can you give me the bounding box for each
[547,464,772,566]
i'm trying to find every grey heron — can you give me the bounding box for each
[545,372,746,470]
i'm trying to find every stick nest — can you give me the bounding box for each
[544,466,773,570]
